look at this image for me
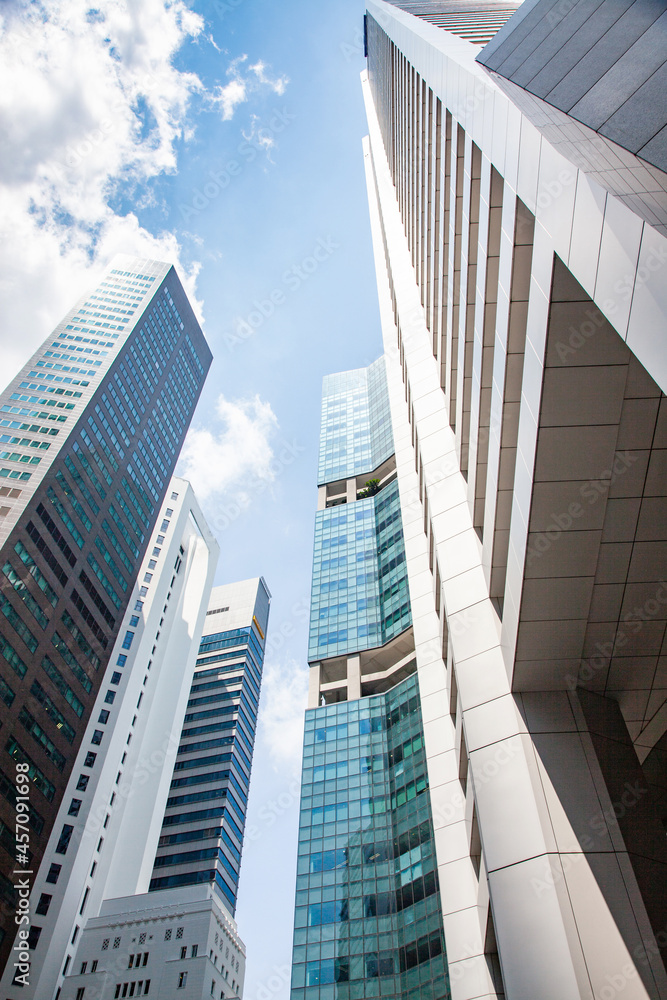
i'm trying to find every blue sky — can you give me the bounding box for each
[0,1,383,996]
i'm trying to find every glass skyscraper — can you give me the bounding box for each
[311,360,410,663]
[150,578,271,917]
[0,254,211,972]
[291,359,449,1000]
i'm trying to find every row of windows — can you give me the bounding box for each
[43,503,181,973]
[298,929,442,987]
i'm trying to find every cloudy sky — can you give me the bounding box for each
[0,0,382,994]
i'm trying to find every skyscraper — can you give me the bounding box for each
[0,255,212,971]
[291,360,450,1000]
[1,478,219,998]
[150,577,271,917]
[355,1,667,997]
[56,577,270,1000]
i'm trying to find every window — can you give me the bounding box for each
[165,508,173,517]
[176,926,184,939]
[129,615,139,627]
[84,752,97,767]
[111,672,122,685]
[27,926,42,949]
[91,730,103,745]
[80,961,87,974]
[76,989,85,1000]
[128,955,135,969]
[180,946,187,959]
[122,631,134,650]
[164,929,172,941]
[142,952,149,966]
[113,937,121,948]
[68,799,81,816]
[177,972,187,988]
[55,824,74,854]
[77,774,89,791]
[36,893,51,915]
[46,863,61,884]
[117,654,127,666]
[99,710,110,724]
[92,960,98,972]
[105,690,116,704]
[191,945,198,958]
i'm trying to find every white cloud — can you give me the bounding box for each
[257,657,308,776]
[210,53,289,121]
[0,1,289,381]
[215,77,248,121]
[249,59,288,95]
[177,394,279,503]
[0,0,205,374]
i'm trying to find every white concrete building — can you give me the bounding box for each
[54,579,269,1000]
[57,885,245,1000]
[1,478,219,999]
[355,2,667,998]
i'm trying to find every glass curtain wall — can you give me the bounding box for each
[291,673,450,1000]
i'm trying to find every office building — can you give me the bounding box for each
[355,1,667,997]
[58,886,245,1000]
[57,578,270,1000]
[0,254,212,972]
[291,359,450,1000]
[149,577,271,917]
[1,479,219,998]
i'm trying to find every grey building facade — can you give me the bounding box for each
[357,0,667,997]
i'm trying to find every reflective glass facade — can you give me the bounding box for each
[291,674,449,1000]
[150,578,270,916]
[318,359,393,486]
[309,480,411,660]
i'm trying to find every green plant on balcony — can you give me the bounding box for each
[357,478,381,499]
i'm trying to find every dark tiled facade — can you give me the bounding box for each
[0,257,211,970]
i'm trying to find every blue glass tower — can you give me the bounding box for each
[150,577,270,917]
[291,360,450,1000]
